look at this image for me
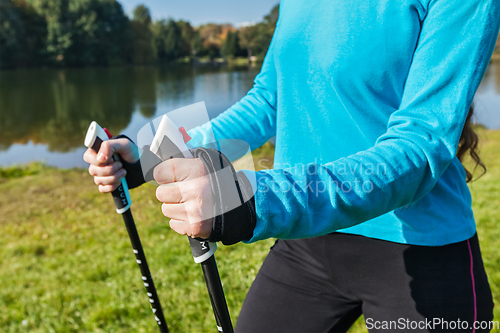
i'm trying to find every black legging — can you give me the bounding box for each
[235,233,494,333]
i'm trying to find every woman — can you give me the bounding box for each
[84,0,500,331]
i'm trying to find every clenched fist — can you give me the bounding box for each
[154,158,214,239]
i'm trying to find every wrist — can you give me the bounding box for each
[193,147,257,245]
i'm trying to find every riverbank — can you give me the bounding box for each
[0,133,499,332]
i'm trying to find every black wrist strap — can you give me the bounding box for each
[112,134,146,189]
[193,147,256,245]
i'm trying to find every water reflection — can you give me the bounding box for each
[0,64,259,166]
[474,61,500,129]
[0,67,136,152]
[0,61,498,167]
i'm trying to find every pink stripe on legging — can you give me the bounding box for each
[467,239,477,333]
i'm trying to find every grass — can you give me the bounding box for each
[469,129,500,326]
[0,135,499,332]
[0,162,45,181]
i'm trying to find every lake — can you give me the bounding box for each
[1,61,499,168]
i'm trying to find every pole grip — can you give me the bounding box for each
[84,121,132,213]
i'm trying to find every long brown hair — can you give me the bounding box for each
[457,105,486,182]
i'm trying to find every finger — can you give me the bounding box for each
[83,148,99,165]
[153,158,200,185]
[98,184,120,193]
[98,138,139,164]
[89,161,123,177]
[189,221,213,239]
[169,219,189,236]
[161,203,187,221]
[172,198,212,226]
[94,169,126,186]
[156,184,183,204]
[83,145,112,166]
[169,219,212,239]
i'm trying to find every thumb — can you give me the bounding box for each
[97,138,139,164]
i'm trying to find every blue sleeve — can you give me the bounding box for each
[246,0,500,242]
[188,26,279,158]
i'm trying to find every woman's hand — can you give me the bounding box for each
[83,138,140,193]
[154,158,213,239]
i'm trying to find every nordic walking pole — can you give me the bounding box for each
[150,115,234,333]
[189,238,234,333]
[84,121,169,333]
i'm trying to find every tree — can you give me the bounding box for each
[0,0,47,68]
[26,0,130,67]
[199,23,222,58]
[264,4,279,26]
[130,4,155,64]
[177,20,194,57]
[221,30,242,58]
[190,29,205,56]
[257,4,280,57]
[199,23,222,42]
[239,24,259,62]
[26,0,72,65]
[70,0,131,66]
[0,0,281,68]
[132,4,151,25]
[153,19,183,62]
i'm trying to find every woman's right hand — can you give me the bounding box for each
[83,138,140,193]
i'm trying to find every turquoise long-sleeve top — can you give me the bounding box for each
[190,0,500,245]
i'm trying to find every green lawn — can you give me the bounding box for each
[0,134,499,332]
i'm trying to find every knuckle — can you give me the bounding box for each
[191,223,201,234]
[103,165,112,175]
[155,160,172,183]
[190,223,204,236]
[189,187,204,203]
[186,201,202,220]
[195,159,207,176]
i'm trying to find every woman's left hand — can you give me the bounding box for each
[154,158,214,239]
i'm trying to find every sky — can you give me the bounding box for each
[118,0,280,27]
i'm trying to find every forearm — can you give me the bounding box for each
[245,138,439,242]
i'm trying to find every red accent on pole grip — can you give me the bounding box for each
[103,128,113,139]
[179,127,192,143]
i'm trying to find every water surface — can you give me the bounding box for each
[0,61,499,168]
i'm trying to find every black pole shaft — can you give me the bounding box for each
[201,255,234,333]
[121,209,169,333]
[86,122,168,332]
